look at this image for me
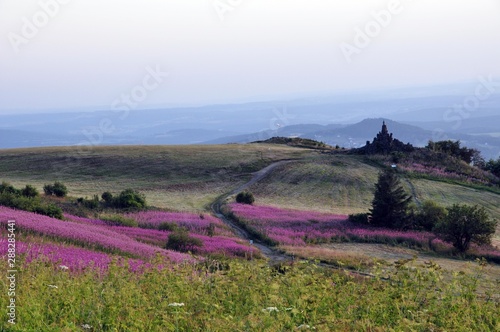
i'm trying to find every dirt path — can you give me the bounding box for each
[210,160,296,264]
[228,160,296,196]
[403,176,421,208]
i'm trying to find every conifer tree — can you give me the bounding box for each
[370,169,412,229]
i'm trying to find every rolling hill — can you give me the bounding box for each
[1,144,498,242]
[1,143,499,330]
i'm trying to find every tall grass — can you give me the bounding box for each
[0,256,498,331]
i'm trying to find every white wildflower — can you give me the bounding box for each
[262,307,279,313]
[59,265,69,270]
[168,303,185,307]
[48,285,58,289]
[81,324,92,330]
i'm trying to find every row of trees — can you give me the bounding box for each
[427,140,500,175]
[484,158,500,178]
[0,181,63,219]
[77,189,147,210]
[0,180,147,219]
[359,169,497,253]
[426,140,482,165]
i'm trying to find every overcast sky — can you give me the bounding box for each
[1,0,499,114]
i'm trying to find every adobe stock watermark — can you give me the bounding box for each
[47,65,168,192]
[432,75,500,142]
[340,0,415,64]
[255,106,296,141]
[6,220,17,325]
[212,0,244,21]
[7,0,72,54]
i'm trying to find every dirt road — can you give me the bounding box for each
[210,160,296,263]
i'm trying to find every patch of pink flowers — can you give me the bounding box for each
[0,238,147,272]
[398,162,492,185]
[190,234,259,258]
[108,226,257,258]
[127,211,232,236]
[0,207,190,262]
[229,203,436,248]
[63,213,108,226]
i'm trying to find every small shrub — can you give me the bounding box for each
[77,195,100,210]
[34,204,63,219]
[114,189,146,210]
[22,185,39,198]
[434,204,497,252]
[52,182,68,197]
[43,182,68,197]
[413,200,447,231]
[166,230,203,253]
[236,192,255,205]
[43,184,54,196]
[101,191,113,204]
[0,181,21,195]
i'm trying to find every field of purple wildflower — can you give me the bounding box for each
[0,206,258,268]
[227,203,500,263]
[228,203,439,248]
[127,211,234,236]
[0,238,148,272]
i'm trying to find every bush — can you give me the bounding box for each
[413,200,447,231]
[0,192,36,211]
[434,204,497,252]
[43,184,54,196]
[236,192,255,205]
[0,183,63,219]
[101,192,113,204]
[52,182,68,197]
[77,195,100,210]
[166,230,203,253]
[114,189,146,210]
[33,204,63,219]
[0,181,21,195]
[43,182,68,197]
[22,185,39,198]
[484,158,500,178]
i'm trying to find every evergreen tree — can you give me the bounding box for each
[370,169,412,229]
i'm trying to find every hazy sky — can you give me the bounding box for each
[1,0,499,114]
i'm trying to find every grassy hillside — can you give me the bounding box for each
[0,145,314,211]
[1,144,499,330]
[243,154,500,244]
[1,145,498,237]
[247,155,380,214]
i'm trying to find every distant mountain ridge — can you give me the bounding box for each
[1,110,499,159]
[205,118,500,160]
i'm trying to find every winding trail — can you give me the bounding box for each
[402,177,421,208]
[209,159,387,279]
[210,160,296,263]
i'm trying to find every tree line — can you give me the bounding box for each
[351,169,497,253]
